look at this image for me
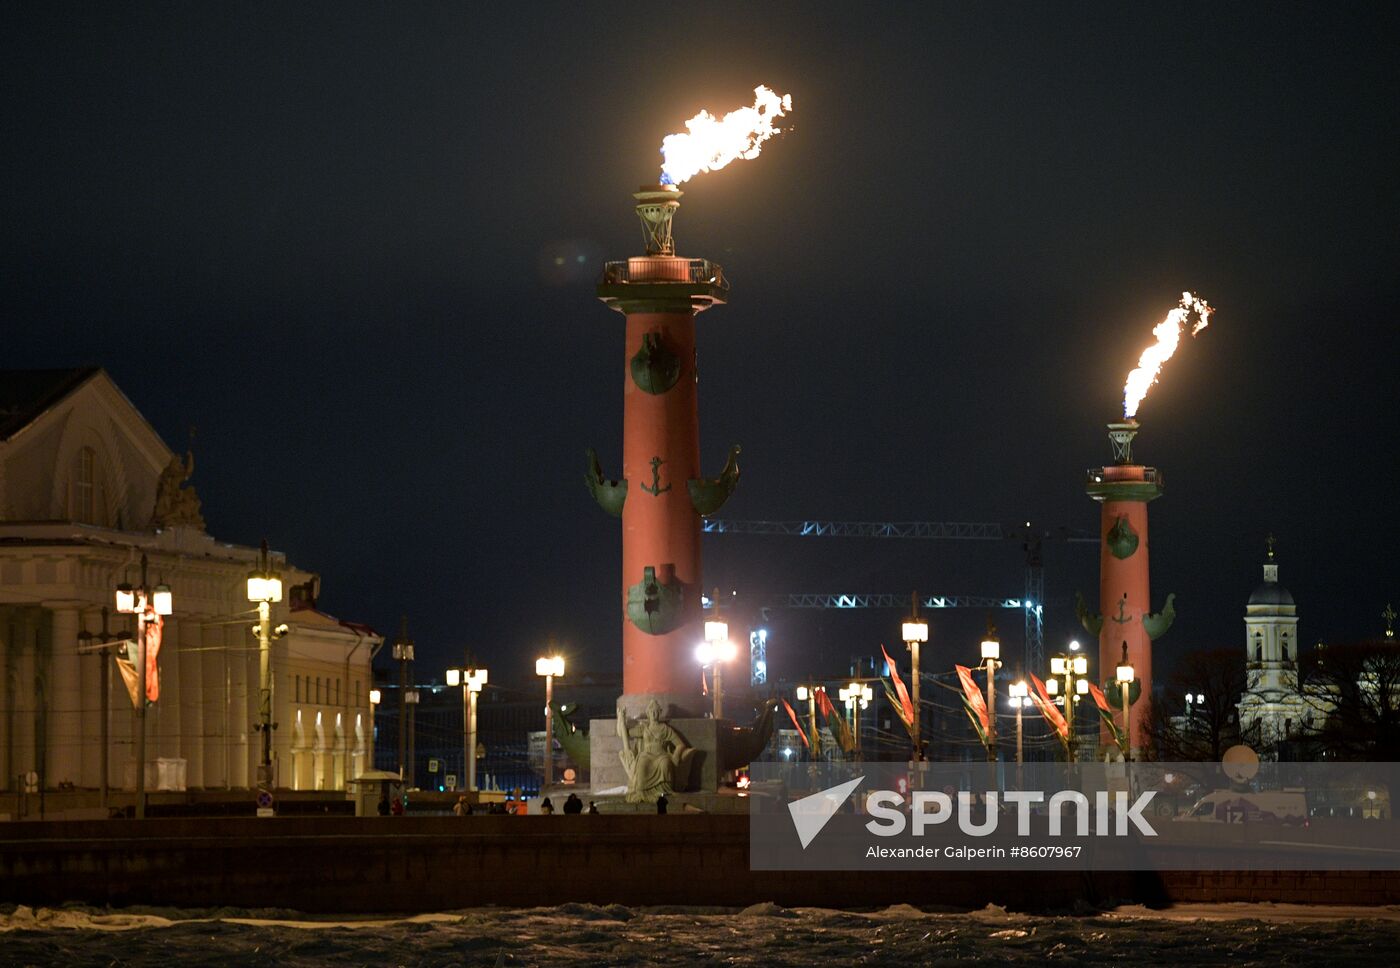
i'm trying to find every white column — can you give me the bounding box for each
[157,615,179,761]
[178,616,203,789]
[77,609,101,789]
[13,609,38,782]
[48,606,83,787]
[200,619,227,789]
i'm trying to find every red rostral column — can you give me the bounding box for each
[1082,420,1175,755]
[588,186,739,719]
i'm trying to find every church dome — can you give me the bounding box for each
[1249,582,1294,607]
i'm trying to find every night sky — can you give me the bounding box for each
[5,2,1397,690]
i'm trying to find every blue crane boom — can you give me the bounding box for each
[702,518,1097,672]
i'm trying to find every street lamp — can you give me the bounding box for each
[447,665,488,792]
[368,688,381,769]
[536,654,564,788]
[980,617,1000,763]
[114,553,172,819]
[838,681,872,757]
[795,684,822,759]
[1116,642,1136,762]
[1046,644,1090,762]
[695,633,737,719]
[901,592,929,760]
[1008,680,1029,769]
[391,618,415,784]
[245,539,283,797]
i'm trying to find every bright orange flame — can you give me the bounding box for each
[1122,292,1214,418]
[660,86,792,186]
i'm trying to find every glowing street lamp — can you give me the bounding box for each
[447,665,488,792]
[902,591,929,760]
[838,681,873,756]
[1008,680,1030,768]
[1116,642,1136,762]
[795,684,822,759]
[245,539,283,797]
[114,553,172,820]
[369,687,381,766]
[1046,642,1090,762]
[536,654,564,788]
[980,617,1000,763]
[695,634,737,720]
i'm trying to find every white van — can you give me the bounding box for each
[1180,789,1307,824]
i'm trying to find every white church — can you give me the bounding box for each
[0,368,380,799]
[1236,538,1308,750]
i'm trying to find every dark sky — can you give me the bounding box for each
[5,2,1397,690]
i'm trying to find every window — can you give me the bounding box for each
[335,678,341,705]
[71,447,106,525]
[315,677,322,704]
[295,675,301,703]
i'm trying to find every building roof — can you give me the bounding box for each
[1249,582,1295,607]
[0,367,101,440]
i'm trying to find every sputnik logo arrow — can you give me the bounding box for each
[787,775,864,849]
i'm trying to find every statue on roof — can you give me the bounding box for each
[152,450,205,531]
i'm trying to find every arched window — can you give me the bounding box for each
[71,446,107,525]
[1255,643,1262,662]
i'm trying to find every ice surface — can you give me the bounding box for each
[3,902,1400,965]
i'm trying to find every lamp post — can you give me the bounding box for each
[447,665,488,792]
[245,539,283,796]
[368,688,381,770]
[114,553,172,820]
[901,592,929,760]
[838,681,872,757]
[696,607,736,720]
[391,618,414,783]
[980,618,1000,763]
[1008,680,1029,769]
[795,684,821,759]
[1116,643,1136,762]
[76,606,125,809]
[536,654,564,788]
[1046,641,1090,762]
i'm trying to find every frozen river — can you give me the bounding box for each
[4,901,1400,965]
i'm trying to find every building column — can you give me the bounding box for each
[224,622,250,789]
[77,609,100,789]
[200,619,227,789]
[178,615,204,789]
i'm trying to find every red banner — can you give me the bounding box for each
[781,698,810,749]
[955,664,990,737]
[880,643,915,728]
[1088,681,1127,750]
[1029,673,1070,744]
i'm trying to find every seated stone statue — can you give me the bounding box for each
[617,699,694,804]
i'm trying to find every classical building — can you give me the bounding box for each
[0,368,380,795]
[1237,538,1307,750]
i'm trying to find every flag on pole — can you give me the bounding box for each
[1029,673,1070,747]
[954,664,990,746]
[1088,681,1128,754]
[815,686,854,754]
[880,643,915,731]
[781,698,810,749]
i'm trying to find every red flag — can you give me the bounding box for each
[880,643,915,729]
[143,605,163,703]
[955,664,990,740]
[1029,673,1069,744]
[1088,681,1127,751]
[781,698,810,749]
[814,687,855,754]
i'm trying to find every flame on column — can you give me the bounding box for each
[659,85,793,186]
[1122,291,1215,418]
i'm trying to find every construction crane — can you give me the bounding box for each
[701,518,1098,672]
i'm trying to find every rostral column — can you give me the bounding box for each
[1081,419,1175,754]
[588,185,739,719]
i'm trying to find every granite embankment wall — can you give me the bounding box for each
[1,816,1396,912]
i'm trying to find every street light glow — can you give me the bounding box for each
[535,656,565,678]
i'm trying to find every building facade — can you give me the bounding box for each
[0,368,379,794]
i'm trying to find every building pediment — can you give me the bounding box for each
[0,369,172,529]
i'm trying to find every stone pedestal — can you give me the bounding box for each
[589,716,727,797]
